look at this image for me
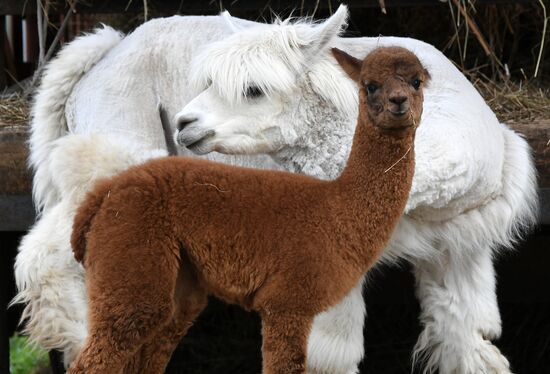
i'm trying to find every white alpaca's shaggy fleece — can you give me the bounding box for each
[15,7,537,373]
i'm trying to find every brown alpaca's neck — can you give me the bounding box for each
[334,110,416,270]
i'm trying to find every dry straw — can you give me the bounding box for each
[0,94,29,127]
[2,76,547,128]
[470,73,550,123]
[1,1,548,127]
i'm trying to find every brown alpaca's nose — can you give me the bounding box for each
[389,95,407,105]
[388,94,409,117]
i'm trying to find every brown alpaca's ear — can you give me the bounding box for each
[332,48,362,83]
[423,68,431,84]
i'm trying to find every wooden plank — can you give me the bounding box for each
[2,120,547,194]
[0,16,6,90]
[0,124,31,195]
[0,124,34,231]
[0,0,35,16]
[508,119,550,189]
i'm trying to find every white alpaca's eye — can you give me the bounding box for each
[245,86,264,99]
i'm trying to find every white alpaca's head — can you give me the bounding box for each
[174,5,357,157]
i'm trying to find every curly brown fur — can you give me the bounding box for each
[68,47,429,374]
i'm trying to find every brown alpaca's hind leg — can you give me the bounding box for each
[128,265,208,373]
[67,238,182,374]
[68,302,175,374]
[261,313,313,374]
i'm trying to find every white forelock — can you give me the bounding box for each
[189,6,349,107]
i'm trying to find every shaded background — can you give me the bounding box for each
[1,1,549,373]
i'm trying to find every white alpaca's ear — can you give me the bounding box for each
[221,11,242,33]
[303,4,348,58]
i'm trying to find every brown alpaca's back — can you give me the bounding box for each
[73,156,357,308]
[69,46,429,374]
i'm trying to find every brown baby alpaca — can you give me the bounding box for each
[68,46,430,374]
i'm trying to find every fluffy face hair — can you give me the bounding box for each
[189,6,349,106]
[173,5,356,156]
[332,46,430,133]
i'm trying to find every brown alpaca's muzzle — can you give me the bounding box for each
[374,107,417,132]
[388,98,410,117]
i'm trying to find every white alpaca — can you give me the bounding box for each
[175,11,538,373]
[14,6,537,373]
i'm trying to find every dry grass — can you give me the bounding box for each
[1,77,547,129]
[471,75,550,123]
[0,94,29,127]
[1,2,547,128]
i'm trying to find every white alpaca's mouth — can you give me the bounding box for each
[174,127,217,155]
[187,137,215,155]
[176,128,215,148]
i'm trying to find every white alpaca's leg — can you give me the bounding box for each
[412,245,511,374]
[306,275,366,374]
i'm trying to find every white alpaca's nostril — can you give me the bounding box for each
[177,116,198,131]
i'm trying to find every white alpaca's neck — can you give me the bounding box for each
[270,85,357,180]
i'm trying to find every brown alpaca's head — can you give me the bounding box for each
[332,46,430,133]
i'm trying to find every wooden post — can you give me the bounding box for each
[0,16,7,90]
[12,15,23,80]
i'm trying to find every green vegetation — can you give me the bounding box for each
[9,335,49,374]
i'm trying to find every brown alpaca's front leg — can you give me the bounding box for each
[261,313,313,374]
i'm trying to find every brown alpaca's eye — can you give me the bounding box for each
[245,86,264,99]
[366,84,378,94]
[412,79,422,90]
